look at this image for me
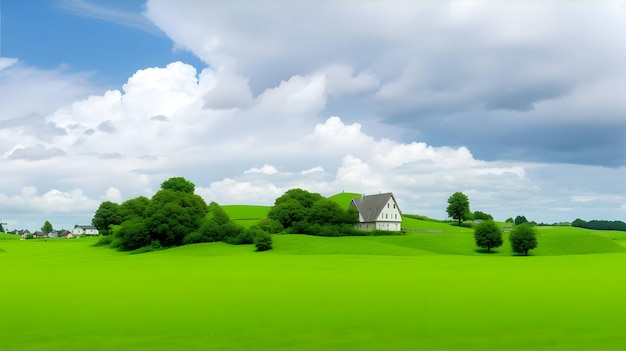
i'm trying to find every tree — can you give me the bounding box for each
[473,211,494,221]
[473,220,503,252]
[514,215,528,225]
[136,178,208,248]
[119,196,150,222]
[41,220,53,234]
[505,217,514,223]
[509,223,538,256]
[253,230,273,251]
[117,218,151,251]
[92,201,122,235]
[267,198,306,229]
[160,177,195,194]
[274,188,322,209]
[145,189,208,247]
[446,192,470,226]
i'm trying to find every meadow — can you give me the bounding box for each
[1,219,626,350]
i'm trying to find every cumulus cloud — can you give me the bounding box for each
[146,0,626,167]
[244,165,279,175]
[5,144,66,160]
[3,1,626,229]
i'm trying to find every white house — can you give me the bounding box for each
[72,225,99,236]
[349,192,402,231]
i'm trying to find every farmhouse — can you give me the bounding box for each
[59,230,74,239]
[349,192,402,231]
[72,225,99,236]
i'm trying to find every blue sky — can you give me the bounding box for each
[1,0,204,88]
[1,1,625,231]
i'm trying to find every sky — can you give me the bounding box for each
[1,0,625,231]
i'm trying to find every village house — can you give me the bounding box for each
[349,192,402,231]
[72,225,99,236]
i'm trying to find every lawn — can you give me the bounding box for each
[2,227,626,350]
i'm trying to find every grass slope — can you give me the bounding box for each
[222,205,271,228]
[0,232,20,240]
[328,192,361,208]
[2,229,626,350]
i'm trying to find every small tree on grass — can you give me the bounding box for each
[446,192,470,226]
[473,220,503,252]
[41,220,53,235]
[254,230,273,251]
[509,223,538,256]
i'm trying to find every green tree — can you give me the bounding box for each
[446,192,470,226]
[253,230,273,251]
[267,198,306,229]
[274,188,322,209]
[473,220,503,252]
[505,217,514,223]
[473,210,494,221]
[143,178,208,247]
[119,196,150,221]
[41,220,53,234]
[161,177,195,194]
[509,223,538,256]
[117,218,151,251]
[514,215,528,225]
[92,201,122,235]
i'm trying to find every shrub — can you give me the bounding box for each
[254,231,273,251]
[257,218,284,234]
[116,218,151,251]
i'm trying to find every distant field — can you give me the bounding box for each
[0,232,20,240]
[2,224,626,350]
[222,205,270,228]
[328,192,361,208]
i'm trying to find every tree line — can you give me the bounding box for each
[92,177,272,252]
[572,218,626,231]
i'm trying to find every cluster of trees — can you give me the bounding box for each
[445,192,494,225]
[92,177,272,252]
[473,220,538,255]
[266,188,362,236]
[572,218,626,231]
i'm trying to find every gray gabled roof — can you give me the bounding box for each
[349,192,401,222]
[74,225,98,230]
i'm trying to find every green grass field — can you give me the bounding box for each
[2,220,626,350]
[222,205,271,228]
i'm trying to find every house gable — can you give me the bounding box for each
[350,193,402,231]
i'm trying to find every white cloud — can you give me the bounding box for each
[4,0,626,228]
[244,165,279,175]
[301,166,324,175]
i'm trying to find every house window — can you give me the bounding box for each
[393,204,396,209]
[388,204,390,208]
[395,214,397,219]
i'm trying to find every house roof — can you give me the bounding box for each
[74,225,97,230]
[350,192,401,222]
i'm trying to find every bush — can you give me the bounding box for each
[93,235,115,247]
[254,231,273,251]
[182,231,205,245]
[116,218,151,251]
[257,218,284,234]
[25,234,34,240]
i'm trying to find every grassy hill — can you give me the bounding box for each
[222,205,270,228]
[0,232,20,240]
[328,192,361,208]
[2,234,626,350]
